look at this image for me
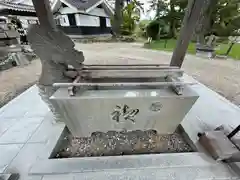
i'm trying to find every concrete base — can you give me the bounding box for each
[196,51,215,58]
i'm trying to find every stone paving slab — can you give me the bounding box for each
[0,119,18,137]
[39,165,240,180]
[182,76,240,145]
[72,166,239,180]
[24,176,43,180]
[29,153,221,175]
[0,117,43,144]
[28,113,64,144]
[42,175,73,180]
[0,144,23,173]
[0,85,49,119]
[5,143,47,180]
[0,85,50,180]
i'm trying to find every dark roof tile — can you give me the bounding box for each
[0,1,35,12]
[64,0,101,10]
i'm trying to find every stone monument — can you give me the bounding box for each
[51,66,199,137]
[27,0,85,122]
[0,18,26,71]
[22,0,208,161]
[28,0,200,136]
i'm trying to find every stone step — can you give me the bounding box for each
[39,165,239,180]
[29,152,237,179]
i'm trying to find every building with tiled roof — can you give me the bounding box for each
[0,0,113,36]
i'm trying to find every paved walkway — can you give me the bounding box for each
[0,60,41,107]
[0,85,65,180]
[0,75,240,179]
[1,42,240,107]
[1,43,240,179]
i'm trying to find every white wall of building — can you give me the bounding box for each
[78,14,100,27]
[59,7,109,18]
[58,14,100,27]
[59,15,70,26]
[75,14,81,26]
[58,14,111,27]
[106,18,111,27]
[88,8,109,17]
[59,7,79,14]
[57,5,112,28]
[17,16,38,29]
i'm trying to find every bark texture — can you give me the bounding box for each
[112,0,124,36]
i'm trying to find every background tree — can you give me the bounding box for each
[146,19,169,40]
[194,0,216,44]
[147,0,168,39]
[211,0,240,37]
[112,0,143,36]
[148,0,240,40]
[112,0,124,37]
[135,19,151,38]
[148,0,168,17]
[121,1,140,35]
[148,0,188,38]
[195,0,240,45]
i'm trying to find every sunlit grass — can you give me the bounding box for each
[145,39,240,60]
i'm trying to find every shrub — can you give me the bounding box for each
[146,19,169,40]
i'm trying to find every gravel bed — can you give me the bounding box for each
[55,130,194,158]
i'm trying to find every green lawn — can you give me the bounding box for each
[145,39,240,60]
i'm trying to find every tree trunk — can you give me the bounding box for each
[156,0,161,18]
[197,33,205,44]
[195,0,218,44]
[169,20,176,38]
[112,0,124,37]
[168,0,176,38]
[157,23,161,40]
[170,0,205,67]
